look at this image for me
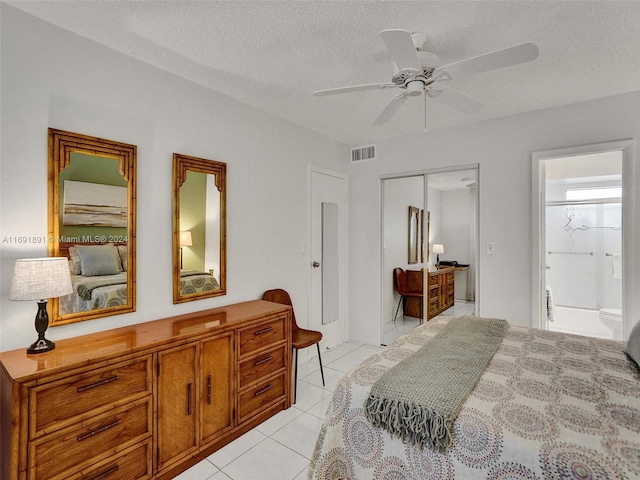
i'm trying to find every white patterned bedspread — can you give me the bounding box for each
[59,273,128,314]
[180,270,220,295]
[309,316,640,480]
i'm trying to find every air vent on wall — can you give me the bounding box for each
[351,145,376,163]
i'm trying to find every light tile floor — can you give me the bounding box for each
[382,300,476,345]
[173,342,381,480]
[175,301,475,480]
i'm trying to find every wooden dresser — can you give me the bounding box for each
[427,266,455,318]
[0,300,292,480]
[405,267,455,320]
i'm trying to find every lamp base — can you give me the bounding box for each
[27,338,55,354]
[27,300,55,354]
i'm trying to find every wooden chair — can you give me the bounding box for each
[393,267,423,323]
[262,289,325,403]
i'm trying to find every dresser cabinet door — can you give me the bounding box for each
[200,333,234,445]
[156,343,198,471]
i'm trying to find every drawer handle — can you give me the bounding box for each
[89,465,119,480]
[254,326,274,336]
[77,376,119,393]
[207,374,212,405]
[77,420,120,442]
[187,382,193,415]
[255,355,274,366]
[254,384,273,397]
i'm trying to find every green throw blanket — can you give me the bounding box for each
[364,315,508,452]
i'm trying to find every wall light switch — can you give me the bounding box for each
[486,242,495,255]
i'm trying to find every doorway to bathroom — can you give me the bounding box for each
[539,150,623,340]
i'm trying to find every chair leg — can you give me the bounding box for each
[293,348,298,404]
[393,295,404,322]
[316,343,325,387]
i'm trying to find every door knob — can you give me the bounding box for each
[312,261,320,268]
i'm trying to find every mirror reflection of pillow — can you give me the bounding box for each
[76,244,122,276]
[68,247,83,275]
[117,245,128,271]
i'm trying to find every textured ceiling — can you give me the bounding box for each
[8,1,640,146]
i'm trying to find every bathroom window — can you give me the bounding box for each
[565,186,621,201]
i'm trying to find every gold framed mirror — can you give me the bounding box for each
[408,205,419,264]
[48,128,136,325]
[173,153,226,303]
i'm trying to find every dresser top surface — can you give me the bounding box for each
[0,300,290,382]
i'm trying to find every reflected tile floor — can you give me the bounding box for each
[173,342,381,480]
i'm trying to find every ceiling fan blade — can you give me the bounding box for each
[433,42,539,79]
[430,85,484,114]
[373,93,408,126]
[313,83,396,96]
[380,29,422,73]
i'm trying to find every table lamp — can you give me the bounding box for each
[180,230,193,269]
[9,257,73,354]
[432,244,444,266]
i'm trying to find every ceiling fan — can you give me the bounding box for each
[313,29,539,129]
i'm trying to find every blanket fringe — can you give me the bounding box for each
[364,393,453,452]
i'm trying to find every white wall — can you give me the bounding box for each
[348,91,640,346]
[441,189,474,299]
[0,6,349,352]
[426,186,442,269]
[382,176,423,324]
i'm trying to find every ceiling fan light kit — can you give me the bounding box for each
[313,29,539,131]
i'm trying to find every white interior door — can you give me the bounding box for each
[310,168,348,349]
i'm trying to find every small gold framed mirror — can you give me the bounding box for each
[408,205,420,264]
[173,153,227,303]
[48,128,136,325]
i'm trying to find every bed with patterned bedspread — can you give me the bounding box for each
[59,272,128,314]
[180,270,220,295]
[309,316,640,480]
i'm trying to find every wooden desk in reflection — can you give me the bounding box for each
[404,267,455,320]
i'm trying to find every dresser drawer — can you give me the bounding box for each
[30,356,152,436]
[238,373,285,423]
[30,399,151,480]
[72,441,151,480]
[239,345,286,389]
[239,316,287,358]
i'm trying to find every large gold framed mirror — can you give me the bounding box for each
[48,128,136,325]
[173,153,226,303]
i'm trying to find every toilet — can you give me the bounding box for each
[599,308,622,339]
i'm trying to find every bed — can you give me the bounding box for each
[60,272,128,314]
[179,269,220,295]
[309,316,640,479]
[58,242,129,314]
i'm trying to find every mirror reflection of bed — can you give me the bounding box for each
[58,241,129,315]
[173,153,227,303]
[179,270,220,296]
[48,128,136,325]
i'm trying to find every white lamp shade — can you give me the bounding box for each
[432,244,445,254]
[9,257,73,301]
[180,230,193,247]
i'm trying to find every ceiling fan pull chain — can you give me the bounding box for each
[424,91,427,134]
